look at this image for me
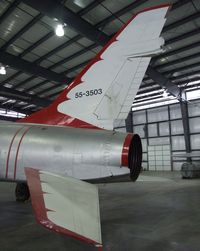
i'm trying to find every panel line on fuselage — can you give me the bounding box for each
[5,126,25,179]
[13,126,33,180]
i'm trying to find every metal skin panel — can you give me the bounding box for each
[0,124,27,179]
[40,171,102,244]
[0,123,133,181]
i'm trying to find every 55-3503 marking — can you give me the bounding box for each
[75,88,102,98]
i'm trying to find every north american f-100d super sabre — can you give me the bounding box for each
[0,4,170,250]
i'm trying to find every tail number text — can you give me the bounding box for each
[75,89,102,98]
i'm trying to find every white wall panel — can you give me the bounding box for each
[170,104,182,119]
[141,138,147,152]
[133,125,145,138]
[173,162,183,171]
[143,153,147,161]
[172,151,187,161]
[148,123,157,137]
[133,110,146,124]
[171,136,185,150]
[191,135,200,149]
[114,119,125,128]
[142,162,148,170]
[189,117,200,133]
[171,120,183,135]
[131,99,200,172]
[147,106,168,122]
[188,101,200,117]
[148,145,171,171]
[190,152,200,161]
[159,122,169,136]
[149,137,170,145]
[115,127,126,133]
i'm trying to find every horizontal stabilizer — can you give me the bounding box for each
[25,168,102,248]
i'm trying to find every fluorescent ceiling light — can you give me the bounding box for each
[0,66,6,75]
[55,24,64,37]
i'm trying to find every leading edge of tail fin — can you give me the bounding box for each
[20,4,171,130]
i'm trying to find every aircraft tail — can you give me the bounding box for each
[20,5,170,130]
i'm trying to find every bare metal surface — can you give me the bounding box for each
[0,123,130,180]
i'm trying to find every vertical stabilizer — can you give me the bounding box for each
[20,5,170,130]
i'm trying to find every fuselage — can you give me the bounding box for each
[0,123,141,182]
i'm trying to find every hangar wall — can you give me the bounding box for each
[114,99,200,171]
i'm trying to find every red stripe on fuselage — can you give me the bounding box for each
[5,126,25,179]
[13,127,32,180]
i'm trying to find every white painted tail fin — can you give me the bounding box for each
[20,5,170,130]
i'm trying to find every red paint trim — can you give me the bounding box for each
[19,4,170,129]
[121,134,133,167]
[13,127,32,179]
[19,110,100,129]
[5,126,25,178]
[25,168,102,247]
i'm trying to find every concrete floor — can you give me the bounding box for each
[0,171,200,251]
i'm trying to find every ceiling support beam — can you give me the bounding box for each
[162,62,200,76]
[165,28,200,46]
[0,86,51,107]
[21,0,109,45]
[153,41,200,63]
[0,0,106,90]
[49,43,97,70]
[20,31,54,58]
[0,104,31,115]
[35,35,82,65]
[1,13,43,50]
[95,0,149,28]
[0,32,55,86]
[163,12,200,33]
[125,111,133,133]
[95,0,189,30]
[138,75,200,96]
[0,115,17,122]
[3,0,192,95]
[146,66,182,100]
[157,52,200,71]
[171,69,200,81]
[0,49,69,84]
[0,0,193,113]
[180,98,191,155]
[0,0,21,25]
[146,67,191,155]
[78,0,105,16]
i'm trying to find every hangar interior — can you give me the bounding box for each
[1,0,199,172]
[115,100,200,173]
[0,0,200,251]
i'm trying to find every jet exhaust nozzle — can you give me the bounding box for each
[127,134,142,181]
